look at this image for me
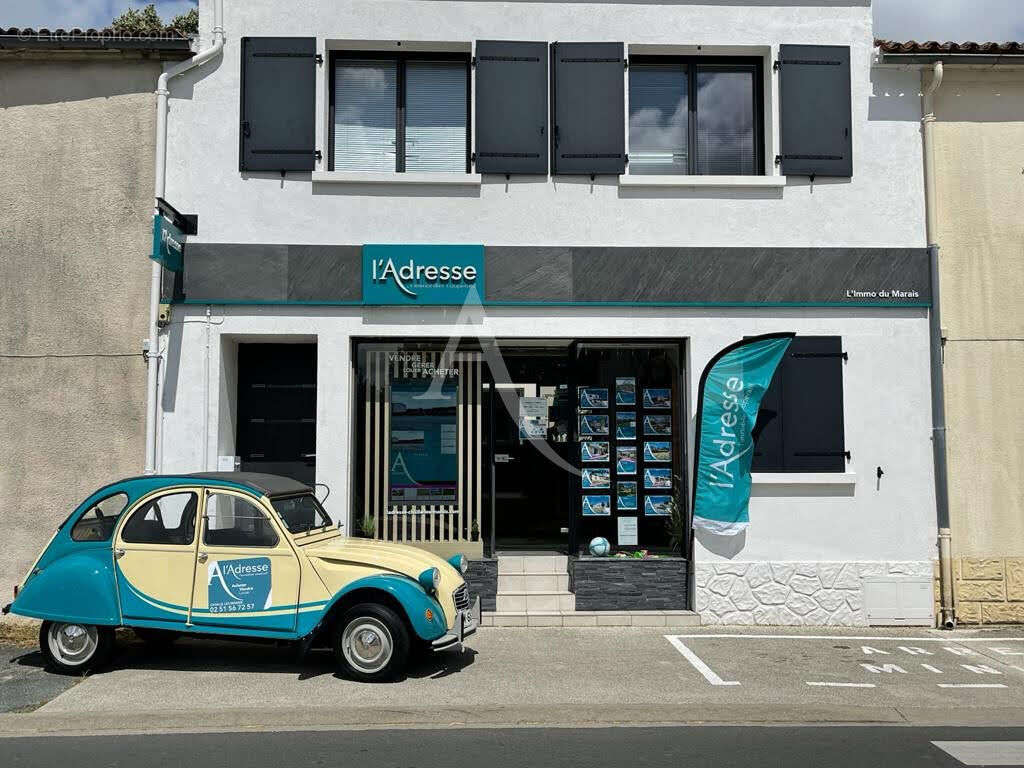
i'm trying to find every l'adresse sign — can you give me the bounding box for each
[363,244,484,305]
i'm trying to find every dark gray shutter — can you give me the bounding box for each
[551,42,625,175]
[475,40,548,175]
[752,336,846,472]
[239,37,317,172]
[778,44,852,177]
[783,336,847,472]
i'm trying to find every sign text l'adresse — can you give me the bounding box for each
[151,213,186,272]
[363,244,484,305]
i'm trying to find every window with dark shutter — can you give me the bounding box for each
[330,52,470,173]
[752,336,847,472]
[475,41,548,175]
[551,42,625,175]
[778,44,852,178]
[239,37,317,172]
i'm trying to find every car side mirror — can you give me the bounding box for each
[314,483,330,505]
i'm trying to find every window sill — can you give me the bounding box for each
[619,174,787,189]
[751,472,857,486]
[312,171,482,186]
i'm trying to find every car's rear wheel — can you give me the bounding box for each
[332,603,410,682]
[39,621,114,675]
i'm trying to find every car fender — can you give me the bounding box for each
[320,574,448,641]
[11,546,120,625]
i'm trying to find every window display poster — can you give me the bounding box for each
[616,411,636,440]
[616,445,637,474]
[578,387,609,409]
[581,441,610,463]
[645,495,673,516]
[644,468,672,490]
[644,441,671,463]
[643,388,671,409]
[579,413,609,436]
[618,516,639,546]
[615,377,636,406]
[389,378,458,505]
[643,414,672,436]
[582,495,612,516]
[582,467,611,489]
[617,481,637,510]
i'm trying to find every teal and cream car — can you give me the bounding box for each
[4,473,478,681]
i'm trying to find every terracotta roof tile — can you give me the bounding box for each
[876,39,1024,55]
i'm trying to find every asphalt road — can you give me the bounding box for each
[5,726,1024,767]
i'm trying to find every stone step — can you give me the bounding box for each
[497,573,571,592]
[481,610,702,628]
[497,555,568,575]
[496,592,576,613]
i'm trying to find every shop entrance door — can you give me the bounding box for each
[236,343,317,486]
[485,350,572,553]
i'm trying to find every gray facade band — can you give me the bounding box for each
[175,245,931,306]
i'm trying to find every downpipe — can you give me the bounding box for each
[921,61,955,629]
[144,1,226,474]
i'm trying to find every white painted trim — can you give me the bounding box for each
[312,171,483,186]
[751,472,857,486]
[619,175,787,188]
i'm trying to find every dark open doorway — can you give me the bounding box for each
[483,345,573,553]
[236,343,317,485]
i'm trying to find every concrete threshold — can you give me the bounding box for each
[482,610,701,627]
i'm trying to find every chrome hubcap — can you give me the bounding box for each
[47,623,98,666]
[342,617,393,674]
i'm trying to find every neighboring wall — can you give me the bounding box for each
[0,55,165,599]
[933,68,1024,623]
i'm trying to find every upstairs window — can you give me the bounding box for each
[629,58,763,176]
[332,54,470,173]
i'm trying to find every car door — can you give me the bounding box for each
[114,489,201,627]
[189,489,301,633]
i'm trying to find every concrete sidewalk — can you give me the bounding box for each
[2,627,1023,736]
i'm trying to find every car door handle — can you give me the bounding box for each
[197,552,208,563]
[114,548,125,560]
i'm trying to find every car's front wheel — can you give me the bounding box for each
[39,621,115,675]
[332,603,410,682]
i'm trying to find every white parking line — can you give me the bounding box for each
[933,741,1024,765]
[668,634,1024,643]
[665,636,740,686]
[806,682,876,688]
[936,684,1008,689]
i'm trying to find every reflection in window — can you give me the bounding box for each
[273,494,333,534]
[629,64,688,175]
[696,69,756,176]
[204,494,279,547]
[333,60,398,172]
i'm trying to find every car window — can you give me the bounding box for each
[71,493,129,542]
[272,494,332,534]
[120,492,198,545]
[204,493,279,548]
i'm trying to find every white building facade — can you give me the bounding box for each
[157,0,938,625]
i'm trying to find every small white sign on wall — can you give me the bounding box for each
[618,516,638,546]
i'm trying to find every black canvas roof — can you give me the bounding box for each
[189,472,312,498]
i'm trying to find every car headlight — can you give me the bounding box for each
[448,554,468,574]
[418,567,441,592]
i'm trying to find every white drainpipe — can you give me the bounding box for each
[920,61,955,628]
[145,0,226,474]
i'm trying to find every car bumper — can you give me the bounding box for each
[431,595,479,653]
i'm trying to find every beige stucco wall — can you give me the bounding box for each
[933,68,1024,622]
[0,57,163,600]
